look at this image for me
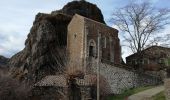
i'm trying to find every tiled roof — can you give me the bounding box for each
[34,74,97,87]
[34,75,68,87]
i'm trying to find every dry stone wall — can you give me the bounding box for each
[89,58,162,94]
[89,59,137,94]
[165,79,170,100]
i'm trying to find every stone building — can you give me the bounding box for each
[31,75,68,100]
[31,14,121,99]
[31,75,97,100]
[31,14,163,99]
[67,14,121,73]
[8,0,161,99]
[126,46,170,71]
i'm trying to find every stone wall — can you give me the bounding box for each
[30,87,68,100]
[67,14,121,74]
[95,62,137,94]
[85,17,121,65]
[164,79,170,100]
[31,85,96,100]
[67,14,85,72]
[89,58,162,94]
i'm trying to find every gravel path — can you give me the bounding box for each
[128,85,164,100]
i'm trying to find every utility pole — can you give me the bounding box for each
[97,33,101,100]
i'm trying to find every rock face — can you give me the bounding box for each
[9,0,105,83]
[51,0,105,24]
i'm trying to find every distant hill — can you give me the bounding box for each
[0,55,9,74]
[0,55,8,68]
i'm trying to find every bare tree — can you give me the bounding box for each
[111,1,170,53]
[0,73,30,100]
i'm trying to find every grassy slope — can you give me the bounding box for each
[106,86,155,100]
[152,91,165,100]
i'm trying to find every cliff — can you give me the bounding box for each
[9,0,105,83]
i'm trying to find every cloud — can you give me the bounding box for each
[0,0,115,58]
[0,30,26,57]
[0,0,72,57]
[150,0,159,4]
[0,0,169,59]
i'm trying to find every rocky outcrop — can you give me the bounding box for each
[9,14,71,82]
[51,0,105,24]
[9,0,105,83]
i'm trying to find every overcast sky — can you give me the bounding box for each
[0,0,170,60]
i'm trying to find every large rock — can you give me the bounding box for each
[52,0,105,24]
[9,0,105,83]
[9,14,71,82]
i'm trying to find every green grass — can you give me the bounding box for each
[152,91,165,100]
[106,86,155,100]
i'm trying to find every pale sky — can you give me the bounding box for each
[0,0,170,61]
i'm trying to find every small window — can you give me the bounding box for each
[85,26,89,35]
[139,59,144,64]
[107,53,110,60]
[132,59,137,65]
[158,58,165,64]
[109,36,113,42]
[89,46,94,57]
[88,39,96,58]
[101,36,106,48]
[104,37,107,48]
[143,59,149,64]
[74,34,77,38]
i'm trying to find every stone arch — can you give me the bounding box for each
[88,39,96,57]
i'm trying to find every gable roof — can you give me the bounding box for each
[72,14,118,33]
[34,74,97,87]
[34,75,68,87]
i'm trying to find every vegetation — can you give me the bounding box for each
[106,86,155,100]
[152,91,165,100]
[111,1,170,53]
[0,72,30,100]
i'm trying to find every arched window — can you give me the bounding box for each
[88,39,96,57]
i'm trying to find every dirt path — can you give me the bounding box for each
[128,85,164,100]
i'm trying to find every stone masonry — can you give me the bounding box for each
[67,14,121,74]
[165,79,170,100]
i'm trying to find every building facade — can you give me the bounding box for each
[126,46,170,71]
[67,14,121,73]
[32,14,122,99]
